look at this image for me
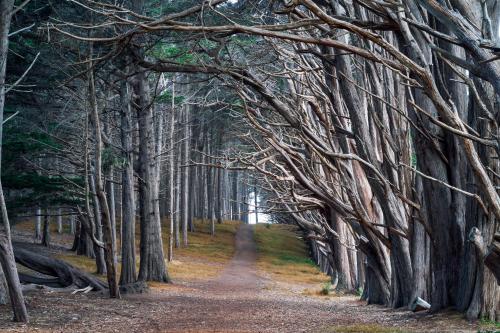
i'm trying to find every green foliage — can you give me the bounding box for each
[2,125,82,211]
[411,152,417,167]
[3,128,62,157]
[155,90,185,105]
[102,147,124,170]
[199,38,218,50]
[2,173,84,210]
[277,253,315,266]
[144,0,184,17]
[149,43,196,64]
[479,316,500,332]
[320,282,331,295]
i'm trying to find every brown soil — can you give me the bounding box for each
[0,225,487,332]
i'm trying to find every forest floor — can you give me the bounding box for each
[0,222,497,333]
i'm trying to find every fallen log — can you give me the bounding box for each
[13,247,107,291]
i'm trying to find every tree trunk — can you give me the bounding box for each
[135,71,169,282]
[328,208,355,291]
[75,222,95,258]
[89,169,107,275]
[56,208,63,234]
[232,171,239,221]
[41,212,50,247]
[34,207,41,241]
[0,235,28,322]
[119,78,136,285]
[106,166,116,256]
[0,2,28,319]
[69,215,76,235]
[174,138,181,248]
[182,100,189,246]
[14,246,107,291]
[88,68,120,298]
[254,179,258,225]
[167,82,176,261]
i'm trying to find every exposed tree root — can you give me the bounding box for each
[13,246,107,291]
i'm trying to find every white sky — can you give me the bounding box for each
[247,192,269,224]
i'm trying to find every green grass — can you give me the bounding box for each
[254,223,329,285]
[320,282,332,295]
[479,316,500,332]
[278,253,316,265]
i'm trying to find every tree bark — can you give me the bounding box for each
[119,78,136,285]
[136,71,169,282]
[0,1,28,320]
[167,81,176,261]
[182,99,189,246]
[41,212,50,247]
[89,170,106,275]
[88,68,120,298]
[34,207,41,241]
[14,246,107,291]
[56,208,63,234]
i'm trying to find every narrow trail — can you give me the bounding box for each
[207,224,262,293]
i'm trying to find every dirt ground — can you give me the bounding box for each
[0,225,492,333]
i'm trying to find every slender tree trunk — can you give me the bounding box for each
[56,208,63,234]
[106,166,116,256]
[69,214,76,235]
[174,139,181,248]
[206,138,216,235]
[231,171,239,221]
[254,179,258,225]
[89,170,107,275]
[182,101,189,246]
[188,151,196,232]
[0,1,28,320]
[202,127,209,221]
[119,78,136,285]
[41,212,50,247]
[88,68,120,298]
[216,167,223,224]
[167,82,176,261]
[34,207,41,240]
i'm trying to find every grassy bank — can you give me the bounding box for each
[253,223,329,287]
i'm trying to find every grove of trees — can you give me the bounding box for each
[0,0,498,324]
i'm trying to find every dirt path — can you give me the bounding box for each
[0,225,484,332]
[207,224,262,293]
